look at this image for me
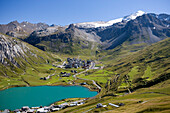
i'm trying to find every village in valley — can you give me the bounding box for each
[40,57,96,80]
[38,57,103,92]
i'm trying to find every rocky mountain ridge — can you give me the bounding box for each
[0,11,169,54]
[95,13,170,49]
[24,24,100,55]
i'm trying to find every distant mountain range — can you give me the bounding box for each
[0,21,49,39]
[0,11,169,54]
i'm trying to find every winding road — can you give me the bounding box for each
[72,61,101,90]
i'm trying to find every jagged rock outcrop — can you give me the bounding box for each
[0,34,29,67]
[0,34,54,68]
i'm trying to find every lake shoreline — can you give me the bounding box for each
[0,85,98,110]
[0,81,99,110]
[0,82,99,92]
[0,78,100,92]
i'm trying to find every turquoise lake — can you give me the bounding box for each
[0,86,97,110]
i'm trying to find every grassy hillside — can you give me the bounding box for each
[63,38,170,112]
[38,37,99,56]
[93,38,169,91]
[97,41,149,64]
[0,34,63,90]
[0,34,100,90]
[59,79,170,113]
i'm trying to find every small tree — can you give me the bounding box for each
[124,75,132,93]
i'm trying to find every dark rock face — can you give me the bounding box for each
[24,26,74,52]
[92,13,170,49]
[24,24,101,54]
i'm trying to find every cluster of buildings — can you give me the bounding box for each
[40,58,92,80]
[59,72,71,77]
[1,99,86,113]
[59,70,78,77]
[64,58,92,69]
[40,73,55,80]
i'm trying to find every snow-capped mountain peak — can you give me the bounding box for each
[74,10,146,28]
[123,10,145,21]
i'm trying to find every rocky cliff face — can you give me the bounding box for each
[0,34,29,67]
[0,34,54,69]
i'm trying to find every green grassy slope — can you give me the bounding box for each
[0,34,62,90]
[60,79,170,113]
[36,37,99,56]
[105,38,170,89]
[97,42,148,64]
[59,38,170,113]
[76,38,170,91]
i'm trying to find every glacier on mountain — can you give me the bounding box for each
[75,10,145,28]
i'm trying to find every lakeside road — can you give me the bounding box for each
[73,69,89,79]
[73,61,95,79]
[92,80,101,90]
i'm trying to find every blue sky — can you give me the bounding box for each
[0,0,169,25]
